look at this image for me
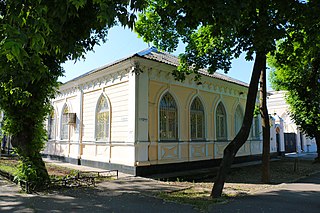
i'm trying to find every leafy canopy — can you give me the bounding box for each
[269,1,320,138]
[0,0,146,185]
[135,0,300,80]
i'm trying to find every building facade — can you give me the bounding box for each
[43,47,272,175]
[268,91,317,154]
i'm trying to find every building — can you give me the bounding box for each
[268,91,317,154]
[43,47,272,176]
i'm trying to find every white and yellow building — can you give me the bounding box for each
[44,47,270,175]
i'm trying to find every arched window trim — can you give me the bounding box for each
[234,105,244,136]
[251,115,261,140]
[95,94,111,141]
[60,104,69,140]
[190,96,205,141]
[48,108,57,140]
[158,91,178,141]
[215,102,227,141]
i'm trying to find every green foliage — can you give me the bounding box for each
[135,0,300,80]
[0,0,146,188]
[268,2,320,140]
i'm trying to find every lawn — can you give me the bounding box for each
[0,157,76,178]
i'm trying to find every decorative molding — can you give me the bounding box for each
[58,70,130,97]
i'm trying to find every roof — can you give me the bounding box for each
[65,47,248,87]
[138,47,248,87]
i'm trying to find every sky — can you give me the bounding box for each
[61,26,271,89]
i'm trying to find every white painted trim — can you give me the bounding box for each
[94,91,111,142]
[188,94,208,141]
[214,100,228,141]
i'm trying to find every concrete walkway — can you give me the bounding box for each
[0,159,197,213]
[1,155,319,212]
[209,172,320,213]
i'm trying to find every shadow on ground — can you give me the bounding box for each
[0,177,197,213]
[210,187,320,213]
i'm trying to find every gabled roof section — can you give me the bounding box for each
[64,46,248,87]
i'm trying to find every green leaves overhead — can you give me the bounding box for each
[269,1,320,139]
[136,0,301,81]
[0,0,147,187]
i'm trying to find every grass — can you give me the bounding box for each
[0,157,19,175]
[159,187,228,212]
[0,157,77,178]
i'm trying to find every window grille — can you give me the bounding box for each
[96,96,110,140]
[234,105,243,135]
[159,92,178,141]
[190,97,205,140]
[251,116,260,139]
[61,106,69,140]
[48,110,55,139]
[216,103,227,140]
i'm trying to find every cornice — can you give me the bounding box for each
[147,67,248,99]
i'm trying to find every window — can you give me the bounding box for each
[251,116,260,139]
[216,102,227,140]
[61,105,69,140]
[234,105,243,135]
[48,110,55,139]
[190,97,205,140]
[159,92,178,141]
[96,96,110,140]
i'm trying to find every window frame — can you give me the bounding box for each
[234,105,243,136]
[60,105,69,140]
[216,102,227,141]
[190,97,205,141]
[95,95,111,141]
[48,110,56,140]
[159,92,178,141]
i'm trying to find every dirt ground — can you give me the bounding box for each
[164,158,320,197]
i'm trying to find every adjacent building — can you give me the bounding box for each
[268,91,317,154]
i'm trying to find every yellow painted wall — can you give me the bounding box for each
[147,73,248,162]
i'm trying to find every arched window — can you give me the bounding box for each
[61,105,69,140]
[159,92,178,141]
[234,105,243,135]
[48,110,55,139]
[96,96,110,140]
[251,116,260,139]
[216,102,227,140]
[190,97,205,140]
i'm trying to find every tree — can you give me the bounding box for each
[135,0,304,197]
[0,0,145,189]
[269,1,320,162]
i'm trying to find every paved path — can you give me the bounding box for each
[0,175,197,213]
[209,172,320,213]
[1,155,320,213]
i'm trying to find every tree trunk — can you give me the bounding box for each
[260,59,270,183]
[314,132,320,162]
[211,52,266,198]
[11,127,49,188]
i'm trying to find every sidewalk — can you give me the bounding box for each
[284,152,318,160]
[1,158,197,213]
[1,156,319,212]
[209,171,320,213]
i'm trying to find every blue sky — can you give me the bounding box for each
[61,26,270,89]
